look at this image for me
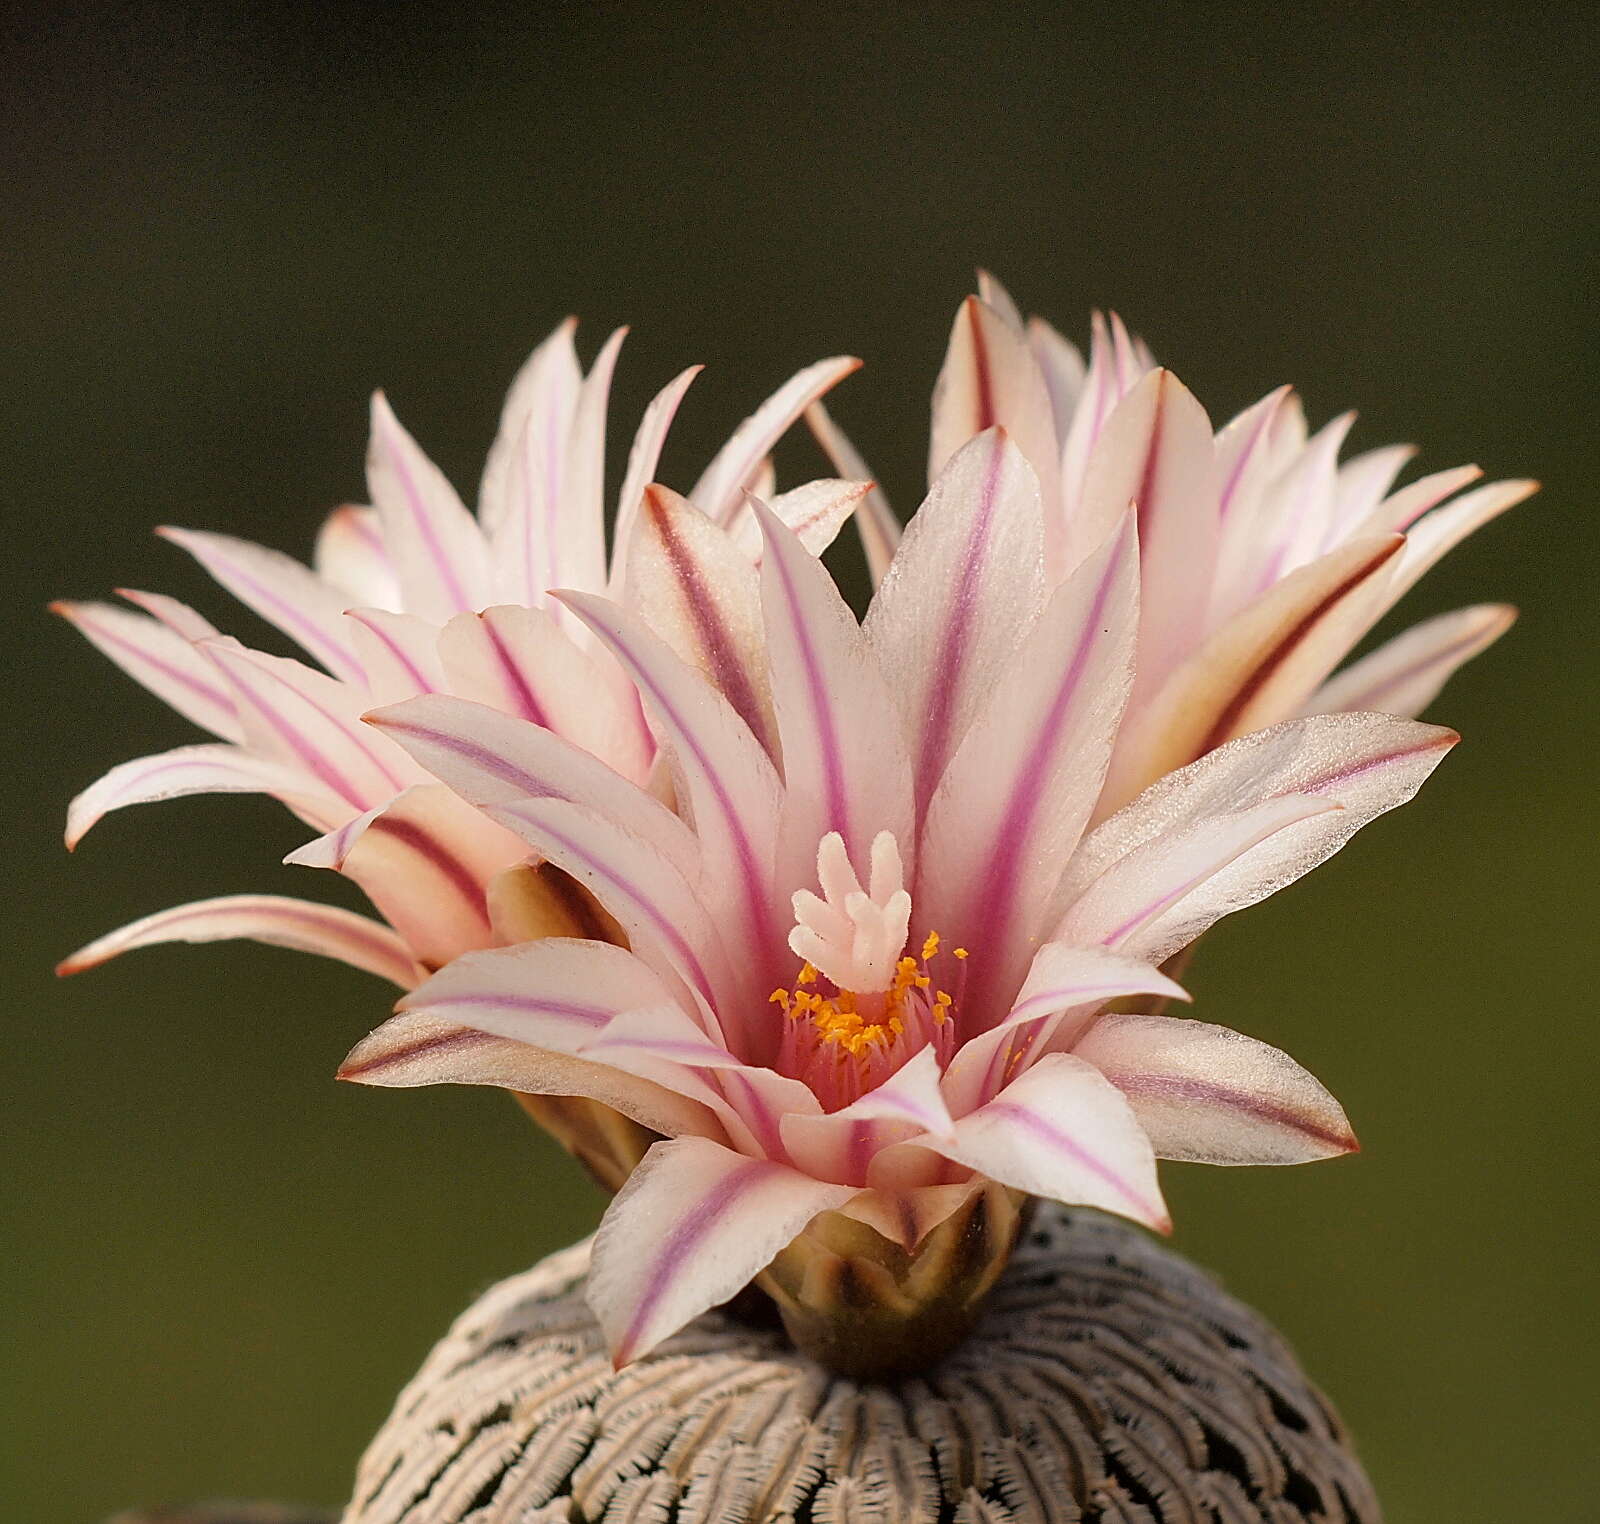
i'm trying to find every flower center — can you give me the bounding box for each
[770,831,965,1109]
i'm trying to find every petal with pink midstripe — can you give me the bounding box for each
[1304,604,1517,720]
[368,694,695,879]
[923,1053,1170,1233]
[608,364,703,591]
[624,483,776,757]
[288,783,524,970]
[478,318,581,538]
[437,605,651,782]
[588,1135,856,1366]
[344,607,446,707]
[398,937,682,1053]
[688,356,862,525]
[202,638,418,810]
[313,505,399,608]
[781,1047,955,1187]
[755,497,914,878]
[915,515,1138,1013]
[928,296,1060,513]
[338,1009,723,1144]
[865,429,1046,815]
[58,893,418,987]
[940,941,1190,1116]
[1057,713,1458,966]
[367,393,494,621]
[484,797,730,1015]
[52,599,242,742]
[66,743,345,848]
[1105,533,1406,809]
[1073,1013,1356,1164]
[803,399,900,587]
[1077,369,1220,694]
[158,526,365,682]
[558,589,782,1013]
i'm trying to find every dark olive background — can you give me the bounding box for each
[5,4,1595,1521]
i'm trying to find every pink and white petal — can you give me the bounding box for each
[157,526,365,681]
[339,1009,724,1144]
[864,429,1046,814]
[781,1047,955,1187]
[437,605,652,782]
[1329,443,1417,533]
[915,516,1138,1012]
[803,399,900,587]
[312,505,400,608]
[624,483,777,757]
[1058,713,1458,964]
[688,356,862,526]
[1354,462,1484,538]
[1073,1013,1356,1164]
[367,392,494,621]
[1056,794,1342,967]
[1379,477,1539,612]
[557,590,783,1010]
[940,941,1191,1116]
[1213,387,1296,525]
[202,638,417,809]
[1076,369,1221,689]
[66,743,345,848]
[755,498,915,877]
[928,296,1060,516]
[288,783,525,969]
[924,1054,1169,1233]
[1304,604,1517,719]
[1252,410,1356,578]
[368,694,695,878]
[1027,316,1088,440]
[1104,533,1406,811]
[729,478,875,563]
[52,600,242,742]
[609,364,703,589]
[1058,311,1158,531]
[553,325,627,598]
[344,607,447,707]
[397,937,680,1053]
[478,317,582,537]
[587,1135,856,1366]
[115,588,223,642]
[57,894,419,987]
[484,798,730,1012]
[974,269,1026,329]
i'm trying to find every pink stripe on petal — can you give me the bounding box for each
[689,357,862,526]
[610,364,702,588]
[158,526,364,681]
[558,590,782,1018]
[916,517,1137,1010]
[369,694,693,874]
[1074,1013,1356,1164]
[368,393,493,621]
[930,1053,1169,1232]
[66,743,343,848]
[486,797,726,1009]
[865,429,1047,816]
[53,600,242,741]
[1304,603,1517,719]
[58,894,418,987]
[803,400,901,587]
[588,1136,854,1365]
[757,497,915,867]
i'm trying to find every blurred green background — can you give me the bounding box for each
[5,4,1595,1520]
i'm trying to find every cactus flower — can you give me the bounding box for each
[343,430,1455,1370]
